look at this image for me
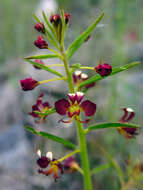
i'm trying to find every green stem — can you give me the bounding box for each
[58,149,80,162]
[76,119,93,190]
[60,47,74,93]
[60,45,93,190]
[38,77,66,84]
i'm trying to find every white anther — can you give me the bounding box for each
[46,152,53,161]
[81,73,88,79]
[75,70,82,76]
[126,108,134,112]
[76,92,84,97]
[37,149,42,157]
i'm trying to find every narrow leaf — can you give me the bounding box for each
[60,8,66,47]
[66,13,104,59]
[79,61,140,89]
[45,28,60,50]
[91,163,111,175]
[42,11,57,38]
[96,143,124,185]
[32,13,41,23]
[25,59,63,77]
[34,108,56,116]
[25,54,59,59]
[86,122,139,133]
[25,126,76,149]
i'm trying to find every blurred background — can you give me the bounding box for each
[0,0,143,189]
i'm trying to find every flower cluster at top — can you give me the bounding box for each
[37,150,79,182]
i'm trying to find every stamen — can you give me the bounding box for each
[37,149,42,157]
[46,152,53,161]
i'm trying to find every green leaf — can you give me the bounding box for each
[96,143,124,185]
[42,11,57,38]
[66,13,104,59]
[79,61,140,89]
[85,122,139,133]
[25,126,76,149]
[34,108,56,116]
[25,59,63,77]
[32,13,41,23]
[60,8,66,47]
[45,28,60,50]
[91,163,111,176]
[25,54,58,59]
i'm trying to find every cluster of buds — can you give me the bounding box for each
[29,93,52,123]
[50,13,70,25]
[118,107,137,138]
[37,150,79,181]
[55,92,96,123]
[72,70,95,90]
[34,36,48,49]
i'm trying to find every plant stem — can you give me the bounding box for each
[58,149,80,162]
[76,119,93,190]
[38,77,66,84]
[60,45,93,190]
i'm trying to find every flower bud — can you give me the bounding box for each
[20,78,38,91]
[34,36,48,49]
[64,13,70,24]
[50,14,61,26]
[33,59,44,70]
[95,63,112,77]
[34,22,45,34]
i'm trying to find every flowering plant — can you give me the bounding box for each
[22,9,141,190]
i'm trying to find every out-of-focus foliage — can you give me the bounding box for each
[0,0,38,64]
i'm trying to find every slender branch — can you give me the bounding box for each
[38,77,66,84]
[80,66,94,70]
[58,149,80,162]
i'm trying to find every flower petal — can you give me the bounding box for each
[55,99,70,115]
[81,100,96,116]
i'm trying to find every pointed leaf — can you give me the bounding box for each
[45,28,60,50]
[79,61,140,89]
[42,11,57,38]
[96,143,124,184]
[86,122,139,133]
[34,108,56,116]
[66,13,104,59]
[25,53,63,60]
[32,13,41,23]
[91,163,111,175]
[25,126,76,149]
[25,59,63,77]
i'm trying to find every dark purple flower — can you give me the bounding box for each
[72,70,95,90]
[50,14,61,26]
[29,93,51,123]
[64,13,70,24]
[37,150,63,182]
[33,59,44,70]
[34,22,45,34]
[20,78,38,91]
[95,60,112,77]
[34,36,48,49]
[64,156,79,173]
[118,107,137,138]
[55,92,96,123]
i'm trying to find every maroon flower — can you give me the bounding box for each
[72,70,95,90]
[37,150,50,168]
[37,150,63,182]
[64,13,70,24]
[20,77,38,91]
[34,22,45,34]
[118,107,137,138]
[95,59,112,77]
[29,93,51,123]
[50,14,61,26]
[64,156,79,173]
[55,92,96,123]
[33,59,44,70]
[34,36,48,49]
